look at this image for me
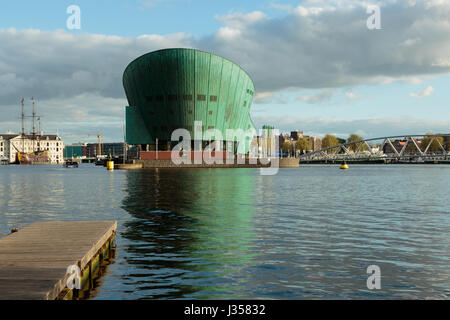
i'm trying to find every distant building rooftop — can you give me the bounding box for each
[0,134,62,141]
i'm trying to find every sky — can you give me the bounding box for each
[0,0,449,144]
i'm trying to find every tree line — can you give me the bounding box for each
[281,133,449,156]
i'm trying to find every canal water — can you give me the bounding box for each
[0,164,449,299]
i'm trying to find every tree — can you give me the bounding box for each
[322,134,339,153]
[445,137,450,152]
[295,137,312,154]
[421,133,445,152]
[405,138,421,154]
[347,134,367,152]
[281,141,291,155]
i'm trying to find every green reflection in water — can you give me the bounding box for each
[121,168,258,298]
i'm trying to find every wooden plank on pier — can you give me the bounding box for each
[0,220,117,300]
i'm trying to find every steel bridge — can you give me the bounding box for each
[298,134,450,162]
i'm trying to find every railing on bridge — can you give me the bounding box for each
[298,134,450,162]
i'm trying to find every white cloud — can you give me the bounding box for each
[345,92,358,100]
[216,27,241,40]
[297,90,334,103]
[139,0,171,8]
[410,86,435,98]
[216,11,267,29]
[198,0,450,92]
[2,1,450,140]
[254,91,277,103]
[251,115,450,138]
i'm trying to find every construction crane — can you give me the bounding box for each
[97,133,102,157]
[63,132,103,158]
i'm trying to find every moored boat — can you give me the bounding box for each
[64,160,79,168]
[17,150,51,165]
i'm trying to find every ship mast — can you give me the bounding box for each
[31,97,36,153]
[37,116,41,151]
[21,97,25,153]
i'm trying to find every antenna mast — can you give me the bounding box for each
[21,98,25,153]
[31,97,36,153]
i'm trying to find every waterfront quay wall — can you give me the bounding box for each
[137,151,271,168]
[136,157,272,168]
[301,159,450,164]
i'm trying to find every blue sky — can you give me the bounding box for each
[0,0,449,143]
[0,0,294,36]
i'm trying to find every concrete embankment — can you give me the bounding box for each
[279,158,299,168]
[114,163,143,170]
[136,158,272,168]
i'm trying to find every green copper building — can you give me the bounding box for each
[124,48,255,152]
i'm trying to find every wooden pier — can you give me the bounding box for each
[0,221,117,300]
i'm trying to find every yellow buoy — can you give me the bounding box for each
[340,163,349,170]
[107,160,114,171]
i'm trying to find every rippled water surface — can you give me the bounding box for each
[0,164,449,299]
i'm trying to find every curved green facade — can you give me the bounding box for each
[123,48,255,149]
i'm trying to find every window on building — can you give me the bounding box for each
[183,94,193,101]
[168,94,177,101]
[156,95,164,101]
[209,111,213,115]
[210,95,217,102]
[197,94,206,101]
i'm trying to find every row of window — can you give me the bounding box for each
[151,125,216,132]
[149,109,217,116]
[144,93,250,103]
[145,94,217,102]
[146,99,248,117]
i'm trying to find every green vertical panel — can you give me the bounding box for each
[216,60,232,137]
[246,81,255,131]
[194,51,211,132]
[160,50,179,136]
[229,69,246,132]
[178,49,195,136]
[223,63,239,132]
[236,76,251,132]
[143,54,162,143]
[126,106,153,144]
[173,50,184,130]
[156,51,172,140]
[206,55,223,133]
[130,59,155,143]
[235,75,248,131]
